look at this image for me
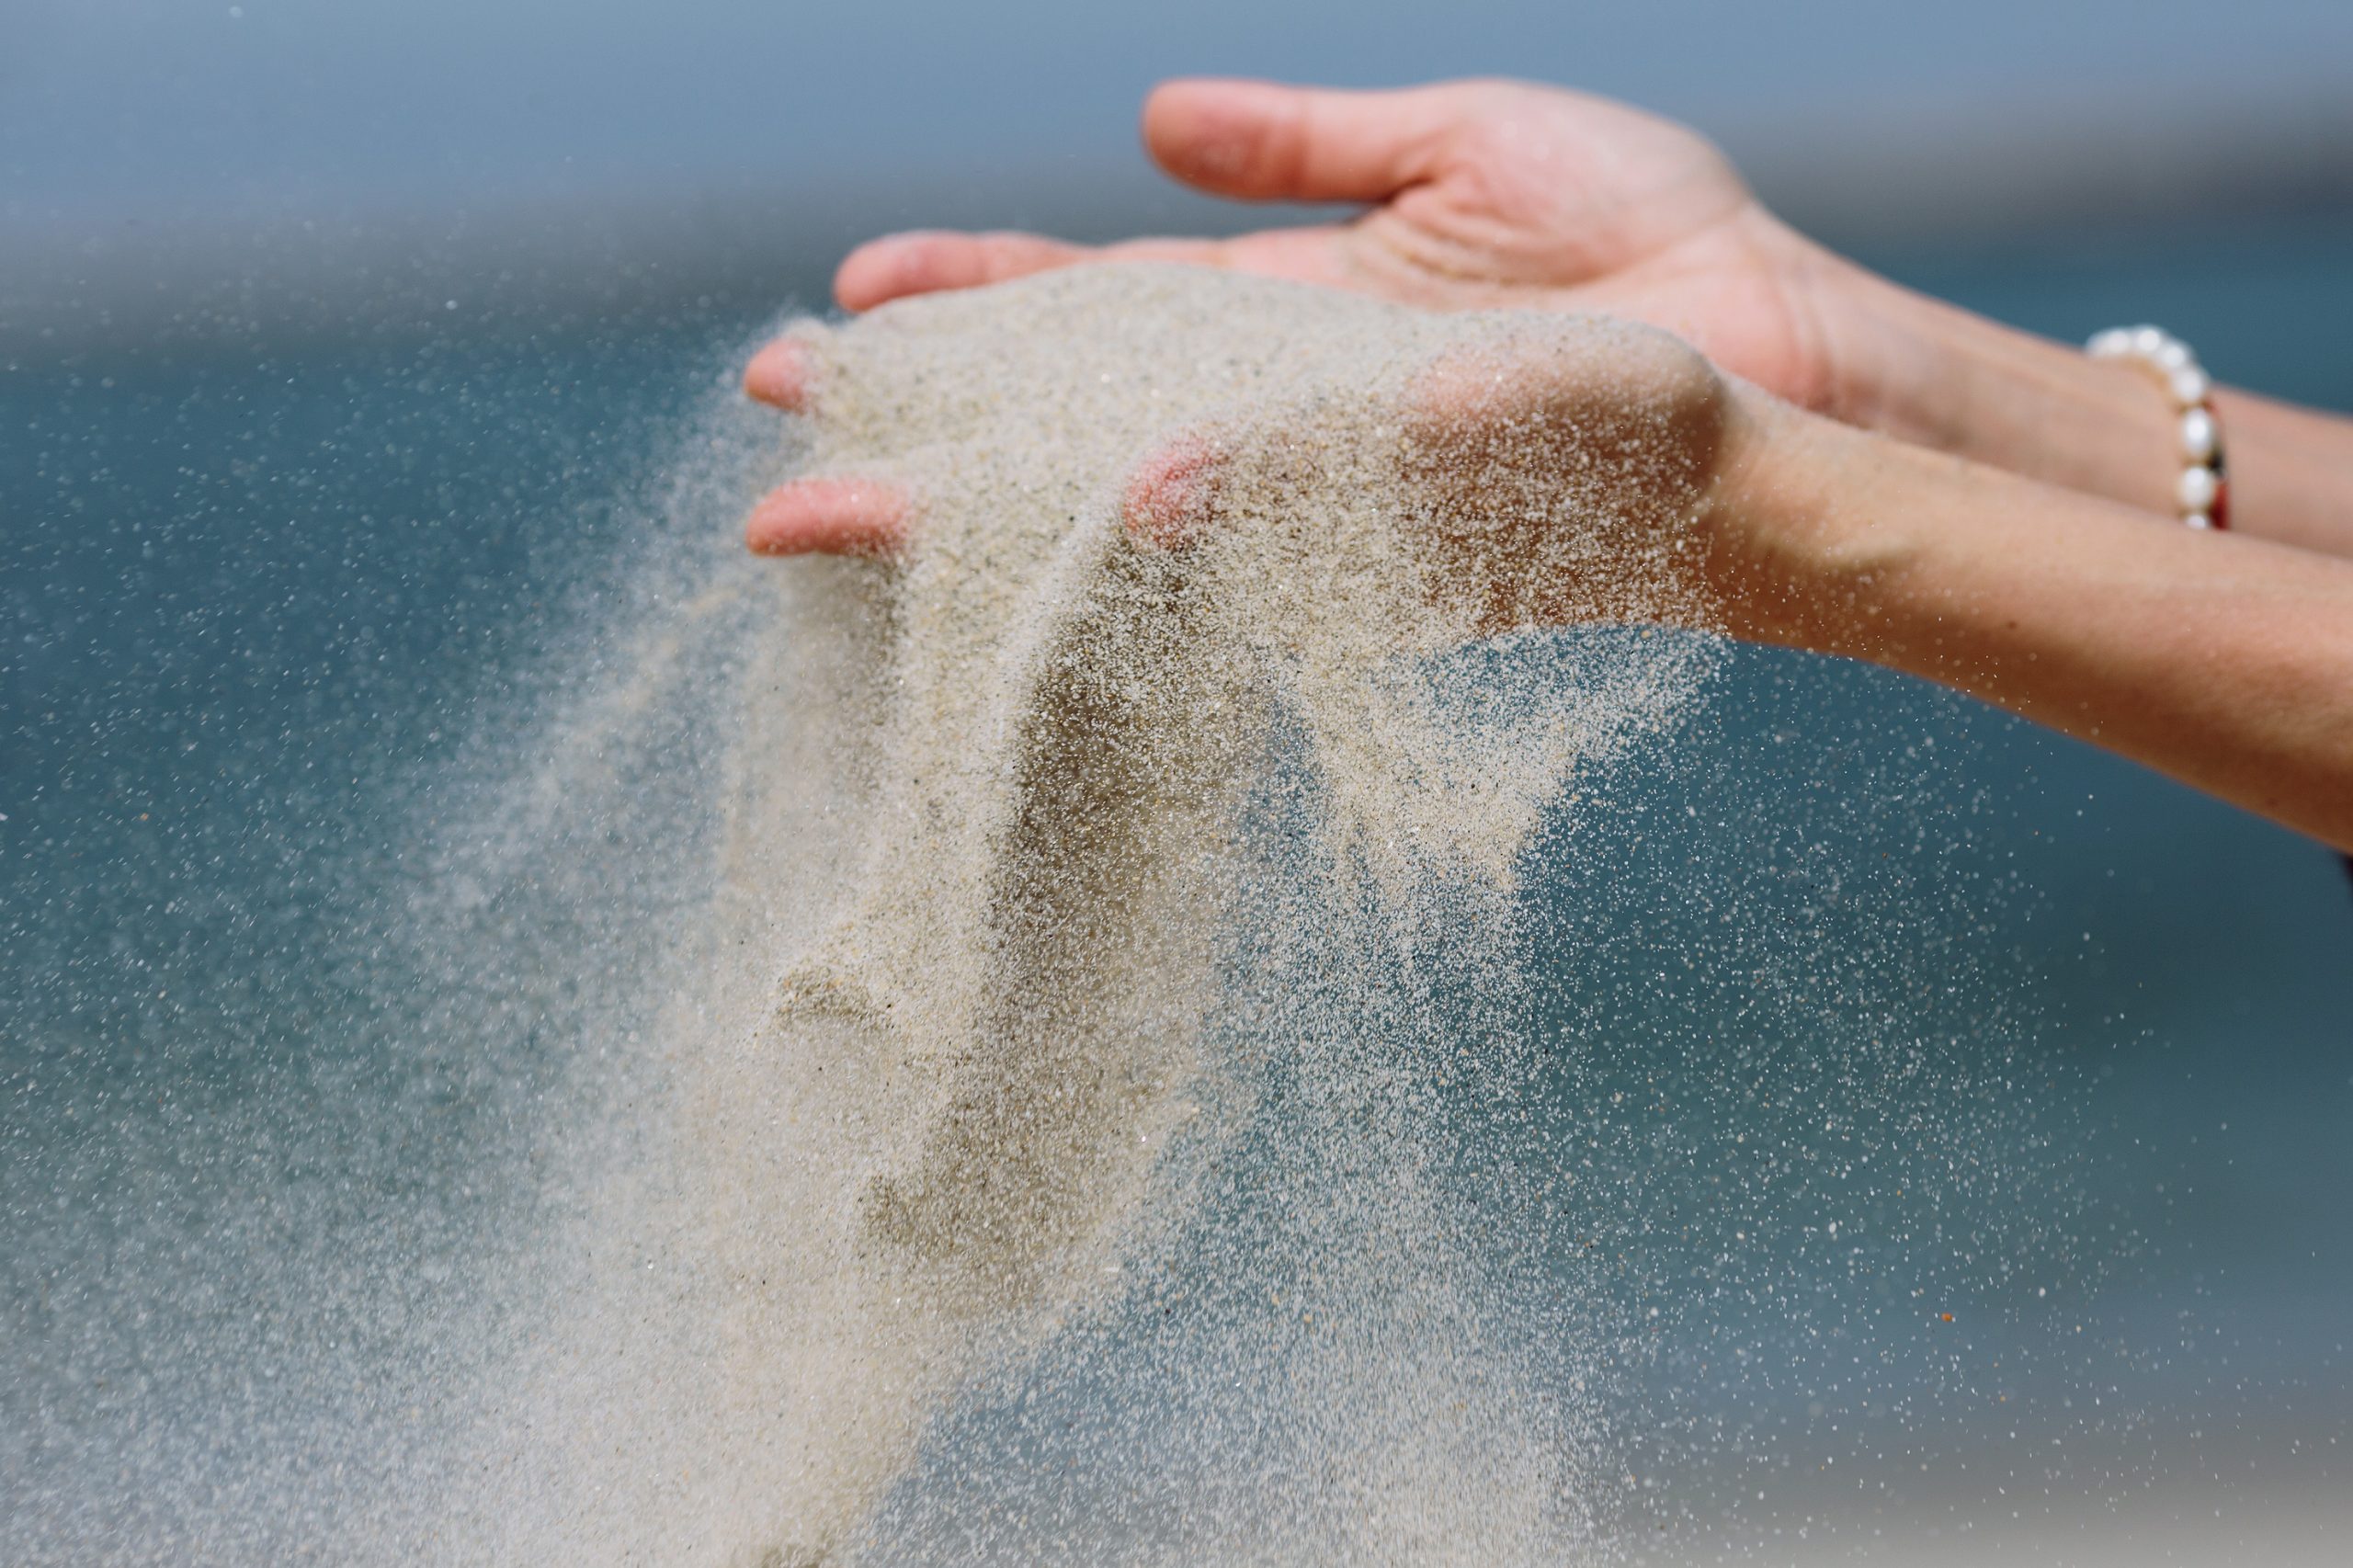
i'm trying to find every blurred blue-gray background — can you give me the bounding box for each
[6,3,2351,1562]
[10,0,2353,348]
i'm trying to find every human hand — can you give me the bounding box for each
[739,78,1828,558]
[758,76,2353,550]
[743,277,1756,647]
[1119,316,1747,635]
[737,257,2353,852]
[768,78,1840,416]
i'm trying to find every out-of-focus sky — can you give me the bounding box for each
[12,0,2353,222]
[6,0,2351,347]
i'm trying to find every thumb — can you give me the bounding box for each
[1142,78,1472,203]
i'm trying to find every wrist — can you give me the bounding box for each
[1696,387,1914,654]
[1810,260,2183,516]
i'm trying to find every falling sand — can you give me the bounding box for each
[472,266,1733,1564]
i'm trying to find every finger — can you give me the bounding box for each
[1121,434,1224,551]
[1142,78,1473,202]
[837,222,1346,311]
[745,478,912,558]
[835,231,1088,312]
[742,337,814,411]
[834,230,1242,311]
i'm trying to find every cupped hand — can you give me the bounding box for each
[822,78,1840,414]
[746,298,1756,652]
[1121,315,1747,634]
[742,78,1825,560]
[741,78,1840,553]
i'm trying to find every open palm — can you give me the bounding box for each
[742,77,1839,556]
[828,78,1836,412]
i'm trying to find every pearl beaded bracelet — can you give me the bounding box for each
[2086,325,2228,529]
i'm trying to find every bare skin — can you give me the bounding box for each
[736,77,2353,851]
[1711,403,2353,852]
[745,76,2353,561]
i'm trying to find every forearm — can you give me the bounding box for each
[1812,253,2353,560]
[1714,399,2353,851]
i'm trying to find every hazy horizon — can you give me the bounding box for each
[6,0,2352,353]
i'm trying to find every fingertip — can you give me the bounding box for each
[742,338,812,410]
[745,478,911,558]
[1146,77,1461,203]
[744,489,797,555]
[833,234,936,312]
[1121,437,1222,551]
[1141,75,1252,130]
[744,496,791,554]
[837,231,1089,311]
[1142,77,1285,192]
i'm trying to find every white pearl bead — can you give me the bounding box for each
[2167,365,2211,408]
[2184,512,2214,530]
[2179,407,2218,462]
[2087,328,2133,358]
[2154,339,2193,372]
[2131,325,2167,358]
[2177,465,2220,513]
